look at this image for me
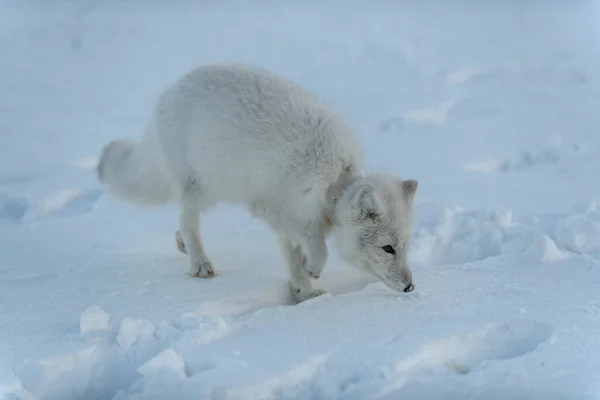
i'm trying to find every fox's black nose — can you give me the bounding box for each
[404,283,414,293]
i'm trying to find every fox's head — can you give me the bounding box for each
[334,173,418,293]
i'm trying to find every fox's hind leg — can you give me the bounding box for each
[178,184,215,278]
[175,230,187,254]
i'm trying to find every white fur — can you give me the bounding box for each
[98,63,418,302]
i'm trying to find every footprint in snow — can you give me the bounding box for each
[464,136,596,174]
[379,319,553,397]
[72,156,100,171]
[377,99,459,133]
[0,171,38,186]
[0,193,29,224]
[445,66,498,85]
[28,189,104,220]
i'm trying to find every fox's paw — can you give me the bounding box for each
[175,230,187,254]
[292,285,326,303]
[189,258,215,278]
[300,255,323,279]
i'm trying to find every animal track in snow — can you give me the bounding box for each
[380,320,553,397]
[227,354,331,400]
[411,205,584,266]
[29,189,103,219]
[0,193,28,224]
[464,136,596,173]
[402,99,458,127]
[193,283,298,319]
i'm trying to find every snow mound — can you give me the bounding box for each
[411,205,595,266]
[412,207,517,265]
[531,234,568,262]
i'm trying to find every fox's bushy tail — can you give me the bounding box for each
[97,125,175,207]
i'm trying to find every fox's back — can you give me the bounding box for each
[154,64,363,206]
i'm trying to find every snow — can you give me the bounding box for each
[556,208,600,254]
[2,0,600,399]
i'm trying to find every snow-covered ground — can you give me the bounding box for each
[2,0,600,398]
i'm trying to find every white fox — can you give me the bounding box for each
[97,63,418,302]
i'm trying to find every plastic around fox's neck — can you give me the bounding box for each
[326,168,365,228]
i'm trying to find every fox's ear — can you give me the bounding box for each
[399,179,418,203]
[351,184,383,219]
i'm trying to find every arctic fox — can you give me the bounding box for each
[97,63,418,302]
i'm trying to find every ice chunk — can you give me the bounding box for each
[116,318,155,349]
[137,348,187,379]
[555,212,600,254]
[80,305,111,335]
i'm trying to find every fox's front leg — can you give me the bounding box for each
[301,234,328,279]
[279,236,326,302]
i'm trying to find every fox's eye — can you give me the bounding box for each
[382,245,395,255]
